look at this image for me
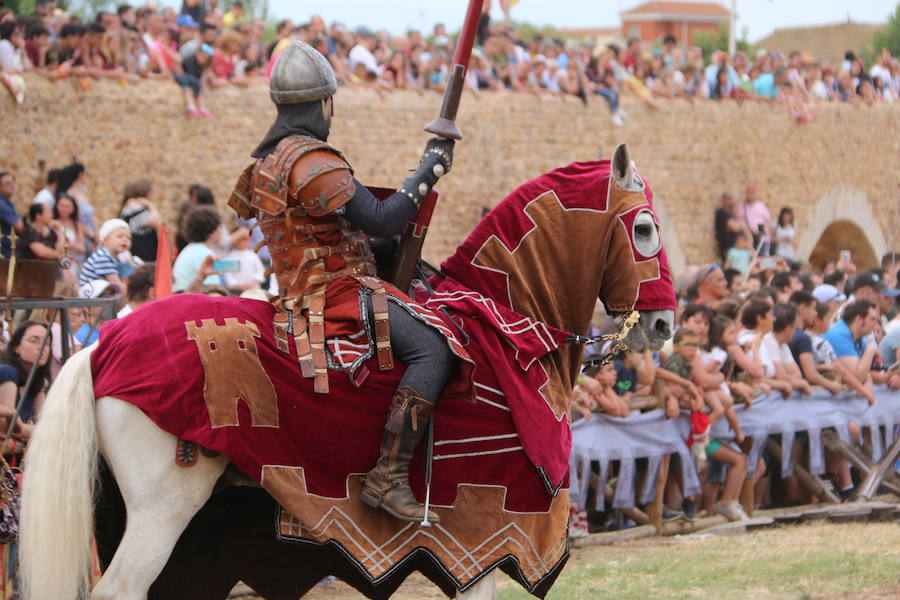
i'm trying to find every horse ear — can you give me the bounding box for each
[611,142,636,190]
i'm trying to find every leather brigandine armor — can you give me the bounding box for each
[229,135,394,393]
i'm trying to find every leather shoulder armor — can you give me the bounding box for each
[227,162,256,220]
[251,135,355,218]
[289,148,356,217]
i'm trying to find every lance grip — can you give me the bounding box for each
[424,64,466,140]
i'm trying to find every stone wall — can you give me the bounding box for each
[2,76,898,274]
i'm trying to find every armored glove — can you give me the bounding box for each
[398,137,455,209]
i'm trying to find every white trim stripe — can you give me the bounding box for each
[475,395,511,412]
[433,446,524,460]
[474,381,505,396]
[435,433,519,446]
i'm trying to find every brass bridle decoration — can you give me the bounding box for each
[569,310,641,367]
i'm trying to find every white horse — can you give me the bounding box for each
[19,144,674,600]
[20,346,498,599]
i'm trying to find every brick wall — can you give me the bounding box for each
[2,76,897,275]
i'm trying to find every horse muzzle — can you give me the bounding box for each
[620,309,674,352]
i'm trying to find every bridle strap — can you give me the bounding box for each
[564,311,640,367]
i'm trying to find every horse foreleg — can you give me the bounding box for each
[456,570,497,600]
[91,397,229,600]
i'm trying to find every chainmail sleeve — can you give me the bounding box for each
[341,179,419,239]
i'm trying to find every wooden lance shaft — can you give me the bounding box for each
[423,0,484,140]
[392,0,485,293]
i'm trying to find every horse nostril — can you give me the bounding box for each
[654,318,671,339]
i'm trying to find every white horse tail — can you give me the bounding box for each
[20,345,98,600]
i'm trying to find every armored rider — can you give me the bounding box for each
[229,42,457,524]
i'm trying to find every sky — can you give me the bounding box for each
[255,0,895,43]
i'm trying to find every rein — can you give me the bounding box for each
[565,311,640,367]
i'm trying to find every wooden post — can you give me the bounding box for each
[822,430,900,496]
[857,435,900,501]
[646,454,671,530]
[589,472,650,525]
[765,438,840,504]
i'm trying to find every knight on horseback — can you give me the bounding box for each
[228,41,457,524]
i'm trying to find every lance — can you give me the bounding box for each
[390,0,485,291]
[423,0,485,140]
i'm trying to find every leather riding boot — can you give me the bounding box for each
[360,387,439,523]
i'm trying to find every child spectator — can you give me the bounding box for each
[610,352,634,397]
[223,225,265,293]
[24,22,50,69]
[660,327,707,519]
[119,179,160,262]
[118,263,156,318]
[577,362,629,418]
[725,231,753,273]
[175,42,214,117]
[660,327,705,416]
[697,315,746,444]
[79,218,131,292]
[571,378,598,422]
[173,206,223,293]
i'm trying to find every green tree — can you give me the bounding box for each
[4,0,35,14]
[63,0,113,20]
[692,23,752,64]
[225,0,269,21]
[864,3,900,62]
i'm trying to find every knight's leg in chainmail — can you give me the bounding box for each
[385,301,458,403]
[360,297,458,523]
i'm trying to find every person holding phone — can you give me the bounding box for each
[172,206,225,293]
[223,225,265,293]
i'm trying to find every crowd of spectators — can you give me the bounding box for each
[570,186,900,533]
[0,164,267,304]
[1,0,899,556]
[1,1,898,122]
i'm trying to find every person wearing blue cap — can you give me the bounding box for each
[174,41,214,117]
[175,14,199,30]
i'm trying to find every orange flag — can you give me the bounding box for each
[154,224,173,299]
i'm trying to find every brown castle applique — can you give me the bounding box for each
[185,318,279,428]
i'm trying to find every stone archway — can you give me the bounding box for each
[797,188,886,271]
[808,220,880,272]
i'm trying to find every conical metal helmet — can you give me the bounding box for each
[269,41,337,104]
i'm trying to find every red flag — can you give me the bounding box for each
[154,224,173,299]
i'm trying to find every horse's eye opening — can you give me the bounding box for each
[632,210,661,257]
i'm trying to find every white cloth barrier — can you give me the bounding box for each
[569,409,702,511]
[711,386,900,478]
[569,387,900,511]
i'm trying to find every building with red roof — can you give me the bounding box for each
[620,1,731,44]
